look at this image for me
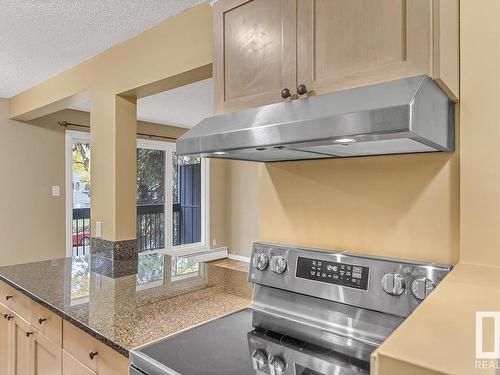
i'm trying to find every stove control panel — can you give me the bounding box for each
[249,242,452,318]
[295,256,369,290]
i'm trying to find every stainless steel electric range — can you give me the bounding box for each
[129,242,452,375]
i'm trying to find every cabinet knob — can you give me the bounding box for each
[5,295,13,301]
[89,351,98,360]
[281,88,291,99]
[297,84,308,96]
[26,331,34,338]
[38,317,47,325]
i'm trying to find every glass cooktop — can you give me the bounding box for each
[130,308,369,375]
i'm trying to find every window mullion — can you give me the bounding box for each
[165,145,174,252]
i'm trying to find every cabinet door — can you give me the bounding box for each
[62,351,95,375]
[9,316,31,375]
[297,0,432,96]
[30,330,61,375]
[213,0,297,113]
[1,305,11,375]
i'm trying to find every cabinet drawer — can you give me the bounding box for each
[62,321,128,374]
[31,301,62,346]
[1,282,31,322]
[62,350,96,375]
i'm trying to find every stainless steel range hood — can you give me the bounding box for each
[176,75,455,162]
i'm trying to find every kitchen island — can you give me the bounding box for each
[0,253,252,374]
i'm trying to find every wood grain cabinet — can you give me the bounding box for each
[9,315,32,375]
[213,0,297,113]
[30,329,62,375]
[0,281,126,375]
[62,351,95,375]
[1,303,11,375]
[213,0,459,113]
[62,321,128,375]
[0,284,62,375]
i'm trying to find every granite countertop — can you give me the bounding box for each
[0,253,252,357]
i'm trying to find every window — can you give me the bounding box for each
[66,132,209,257]
[136,139,209,254]
[66,131,91,257]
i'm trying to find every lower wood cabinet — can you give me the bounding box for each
[9,314,32,375]
[0,280,127,375]
[62,351,96,375]
[62,321,128,375]
[1,303,11,375]
[31,330,62,375]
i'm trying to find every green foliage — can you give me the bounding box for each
[137,148,165,204]
[72,142,91,197]
[137,253,164,285]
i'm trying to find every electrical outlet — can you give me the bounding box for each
[212,239,217,247]
[95,221,102,238]
[52,186,60,197]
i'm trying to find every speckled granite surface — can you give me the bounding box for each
[0,253,252,357]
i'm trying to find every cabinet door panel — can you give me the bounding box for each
[214,0,296,113]
[9,317,31,375]
[1,304,11,375]
[297,0,432,95]
[30,330,61,375]
[62,351,95,375]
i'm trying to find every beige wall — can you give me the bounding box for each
[0,98,66,266]
[460,0,500,267]
[0,103,227,265]
[225,161,259,256]
[258,148,460,265]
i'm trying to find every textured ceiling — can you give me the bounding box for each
[72,78,213,128]
[0,0,202,98]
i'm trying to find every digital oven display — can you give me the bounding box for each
[295,257,369,290]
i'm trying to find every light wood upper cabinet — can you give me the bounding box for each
[297,0,431,96]
[213,0,459,113]
[213,0,297,113]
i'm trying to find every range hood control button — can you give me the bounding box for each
[270,256,287,274]
[270,357,286,375]
[381,273,405,296]
[411,278,435,300]
[253,253,270,271]
[251,350,268,370]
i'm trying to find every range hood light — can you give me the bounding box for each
[334,138,357,144]
[212,151,228,156]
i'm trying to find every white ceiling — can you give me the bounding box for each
[72,78,213,128]
[0,0,203,98]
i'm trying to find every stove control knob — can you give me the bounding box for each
[251,350,268,370]
[411,277,435,300]
[253,253,270,271]
[381,273,405,296]
[270,357,286,375]
[270,256,287,274]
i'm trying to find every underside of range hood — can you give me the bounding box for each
[176,75,455,162]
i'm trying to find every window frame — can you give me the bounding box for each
[65,131,210,257]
